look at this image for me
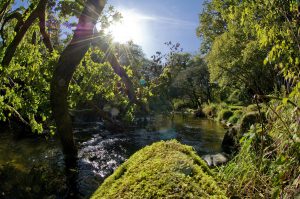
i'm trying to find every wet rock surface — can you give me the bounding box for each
[202,153,229,167]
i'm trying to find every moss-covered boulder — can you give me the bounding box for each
[239,111,266,134]
[91,140,227,199]
[217,109,233,122]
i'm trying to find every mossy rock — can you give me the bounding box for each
[91,140,227,199]
[228,110,243,124]
[239,111,266,134]
[217,109,233,122]
[202,104,218,118]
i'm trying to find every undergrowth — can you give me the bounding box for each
[217,91,300,198]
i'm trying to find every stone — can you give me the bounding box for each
[202,153,228,167]
[91,140,228,199]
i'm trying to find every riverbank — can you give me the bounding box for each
[193,102,300,198]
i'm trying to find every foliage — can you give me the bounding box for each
[0,0,148,134]
[0,22,58,134]
[217,130,272,198]
[149,45,211,112]
[92,140,227,199]
[198,0,300,197]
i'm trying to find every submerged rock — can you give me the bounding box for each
[91,140,227,199]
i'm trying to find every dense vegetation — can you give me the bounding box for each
[0,0,299,198]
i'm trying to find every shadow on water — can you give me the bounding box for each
[0,114,225,198]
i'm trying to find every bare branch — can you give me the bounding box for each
[0,0,12,22]
[5,104,30,126]
[38,0,53,52]
[0,12,23,46]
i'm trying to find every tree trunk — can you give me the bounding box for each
[50,0,106,163]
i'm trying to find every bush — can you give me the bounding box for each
[92,140,227,199]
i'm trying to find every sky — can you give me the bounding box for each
[107,0,204,57]
[12,0,205,58]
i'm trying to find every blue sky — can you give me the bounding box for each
[13,0,205,58]
[107,0,204,57]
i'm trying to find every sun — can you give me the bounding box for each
[107,10,145,44]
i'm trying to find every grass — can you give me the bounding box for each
[217,134,272,198]
[91,140,228,199]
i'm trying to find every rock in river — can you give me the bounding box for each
[91,140,227,199]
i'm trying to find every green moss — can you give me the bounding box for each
[202,103,218,118]
[228,105,243,111]
[245,104,259,112]
[239,111,261,134]
[228,110,243,124]
[91,140,227,199]
[217,109,233,121]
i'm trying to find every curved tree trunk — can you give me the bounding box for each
[50,0,106,163]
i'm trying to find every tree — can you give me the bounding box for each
[173,56,210,107]
[1,0,53,67]
[50,0,106,163]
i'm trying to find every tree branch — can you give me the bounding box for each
[0,12,23,46]
[0,0,11,22]
[1,0,48,66]
[38,0,53,52]
[5,104,30,126]
[95,39,148,112]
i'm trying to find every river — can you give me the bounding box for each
[0,114,225,198]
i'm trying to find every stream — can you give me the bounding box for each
[0,114,225,198]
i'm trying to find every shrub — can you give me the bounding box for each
[245,104,259,112]
[173,99,192,111]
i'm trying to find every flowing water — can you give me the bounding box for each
[0,114,225,198]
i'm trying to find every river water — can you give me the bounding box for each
[0,114,225,198]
